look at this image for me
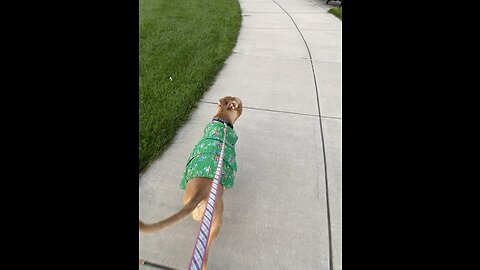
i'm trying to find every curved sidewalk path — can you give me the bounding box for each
[139,0,342,269]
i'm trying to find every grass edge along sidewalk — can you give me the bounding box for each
[328,7,342,20]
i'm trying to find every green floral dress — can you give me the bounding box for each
[180,121,238,189]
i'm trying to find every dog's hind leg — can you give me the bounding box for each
[202,186,224,270]
[192,200,206,221]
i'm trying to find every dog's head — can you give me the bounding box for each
[216,96,243,123]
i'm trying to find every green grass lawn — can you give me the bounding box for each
[328,7,342,20]
[139,0,241,173]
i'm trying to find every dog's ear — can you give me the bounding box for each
[218,97,229,110]
[219,96,235,111]
[219,96,242,118]
[235,101,243,117]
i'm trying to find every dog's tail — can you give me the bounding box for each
[139,194,204,233]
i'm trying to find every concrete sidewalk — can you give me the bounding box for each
[139,0,341,269]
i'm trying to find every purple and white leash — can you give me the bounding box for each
[187,122,228,270]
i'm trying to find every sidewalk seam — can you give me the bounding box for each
[270,1,334,270]
[141,259,181,270]
[232,51,342,63]
[200,100,342,120]
[243,27,341,31]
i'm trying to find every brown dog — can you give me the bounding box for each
[140,96,243,270]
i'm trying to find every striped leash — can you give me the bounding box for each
[187,122,228,270]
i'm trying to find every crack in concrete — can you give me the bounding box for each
[269,1,336,269]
